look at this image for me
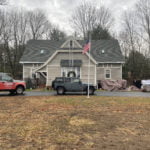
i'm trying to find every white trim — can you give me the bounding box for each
[60,38,82,49]
[46,65,48,86]
[47,65,60,67]
[61,39,70,48]
[95,65,97,85]
[121,65,123,79]
[105,69,111,79]
[23,66,33,79]
[97,66,121,69]
[73,40,82,48]
[85,52,97,64]
[83,64,96,67]
[98,61,125,64]
[30,68,33,79]
[35,50,97,73]
[40,72,47,79]
[80,67,82,79]
[20,61,44,64]
[35,50,58,72]
[23,64,24,80]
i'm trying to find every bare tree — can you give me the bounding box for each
[0,9,4,38]
[119,9,150,80]
[71,2,97,39]
[119,10,145,56]
[0,9,29,76]
[0,7,66,76]
[122,12,137,52]
[136,0,150,55]
[96,6,114,30]
[28,9,49,40]
[0,0,7,5]
[0,11,14,74]
[71,2,114,39]
[50,26,66,41]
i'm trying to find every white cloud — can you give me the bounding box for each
[8,0,138,35]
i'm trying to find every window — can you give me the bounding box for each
[61,67,80,78]
[72,78,80,83]
[55,78,64,82]
[1,73,13,82]
[62,72,66,77]
[105,69,111,79]
[65,78,71,82]
[77,67,80,77]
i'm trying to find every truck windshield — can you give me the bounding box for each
[0,73,13,82]
[72,78,80,83]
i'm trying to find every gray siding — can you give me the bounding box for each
[47,66,61,86]
[23,63,43,79]
[97,63,122,81]
[47,52,96,86]
[111,68,122,80]
[48,52,95,66]
[81,66,96,84]
[23,53,123,86]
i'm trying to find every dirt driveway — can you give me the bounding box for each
[0,96,150,149]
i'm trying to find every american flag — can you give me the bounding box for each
[82,40,90,54]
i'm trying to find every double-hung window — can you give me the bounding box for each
[105,69,111,79]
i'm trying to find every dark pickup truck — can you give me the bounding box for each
[52,77,96,95]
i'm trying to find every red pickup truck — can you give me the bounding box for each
[0,73,26,95]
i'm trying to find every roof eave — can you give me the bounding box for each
[20,61,44,64]
[97,61,125,64]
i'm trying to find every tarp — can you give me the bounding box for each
[100,80,127,91]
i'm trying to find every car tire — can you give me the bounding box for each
[16,86,24,95]
[57,87,65,95]
[87,87,94,95]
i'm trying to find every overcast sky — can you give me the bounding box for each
[8,0,138,35]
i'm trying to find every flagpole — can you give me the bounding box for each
[87,32,91,98]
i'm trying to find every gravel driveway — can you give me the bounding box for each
[0,91,150,97]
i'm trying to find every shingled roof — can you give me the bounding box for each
[20,39,124,63]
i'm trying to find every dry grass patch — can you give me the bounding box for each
[69,116,95,126]
[0,95,150,149]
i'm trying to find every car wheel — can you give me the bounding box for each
[57,87,65,95]
[16,86,24,95]
[87,87,94,95]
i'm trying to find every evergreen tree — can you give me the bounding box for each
[123,51,150,80]
[91,25,112,40]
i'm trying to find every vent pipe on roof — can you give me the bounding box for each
[102,49,105,54]
[40,50,45,54]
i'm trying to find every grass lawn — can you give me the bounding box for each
[0,96,150,150]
